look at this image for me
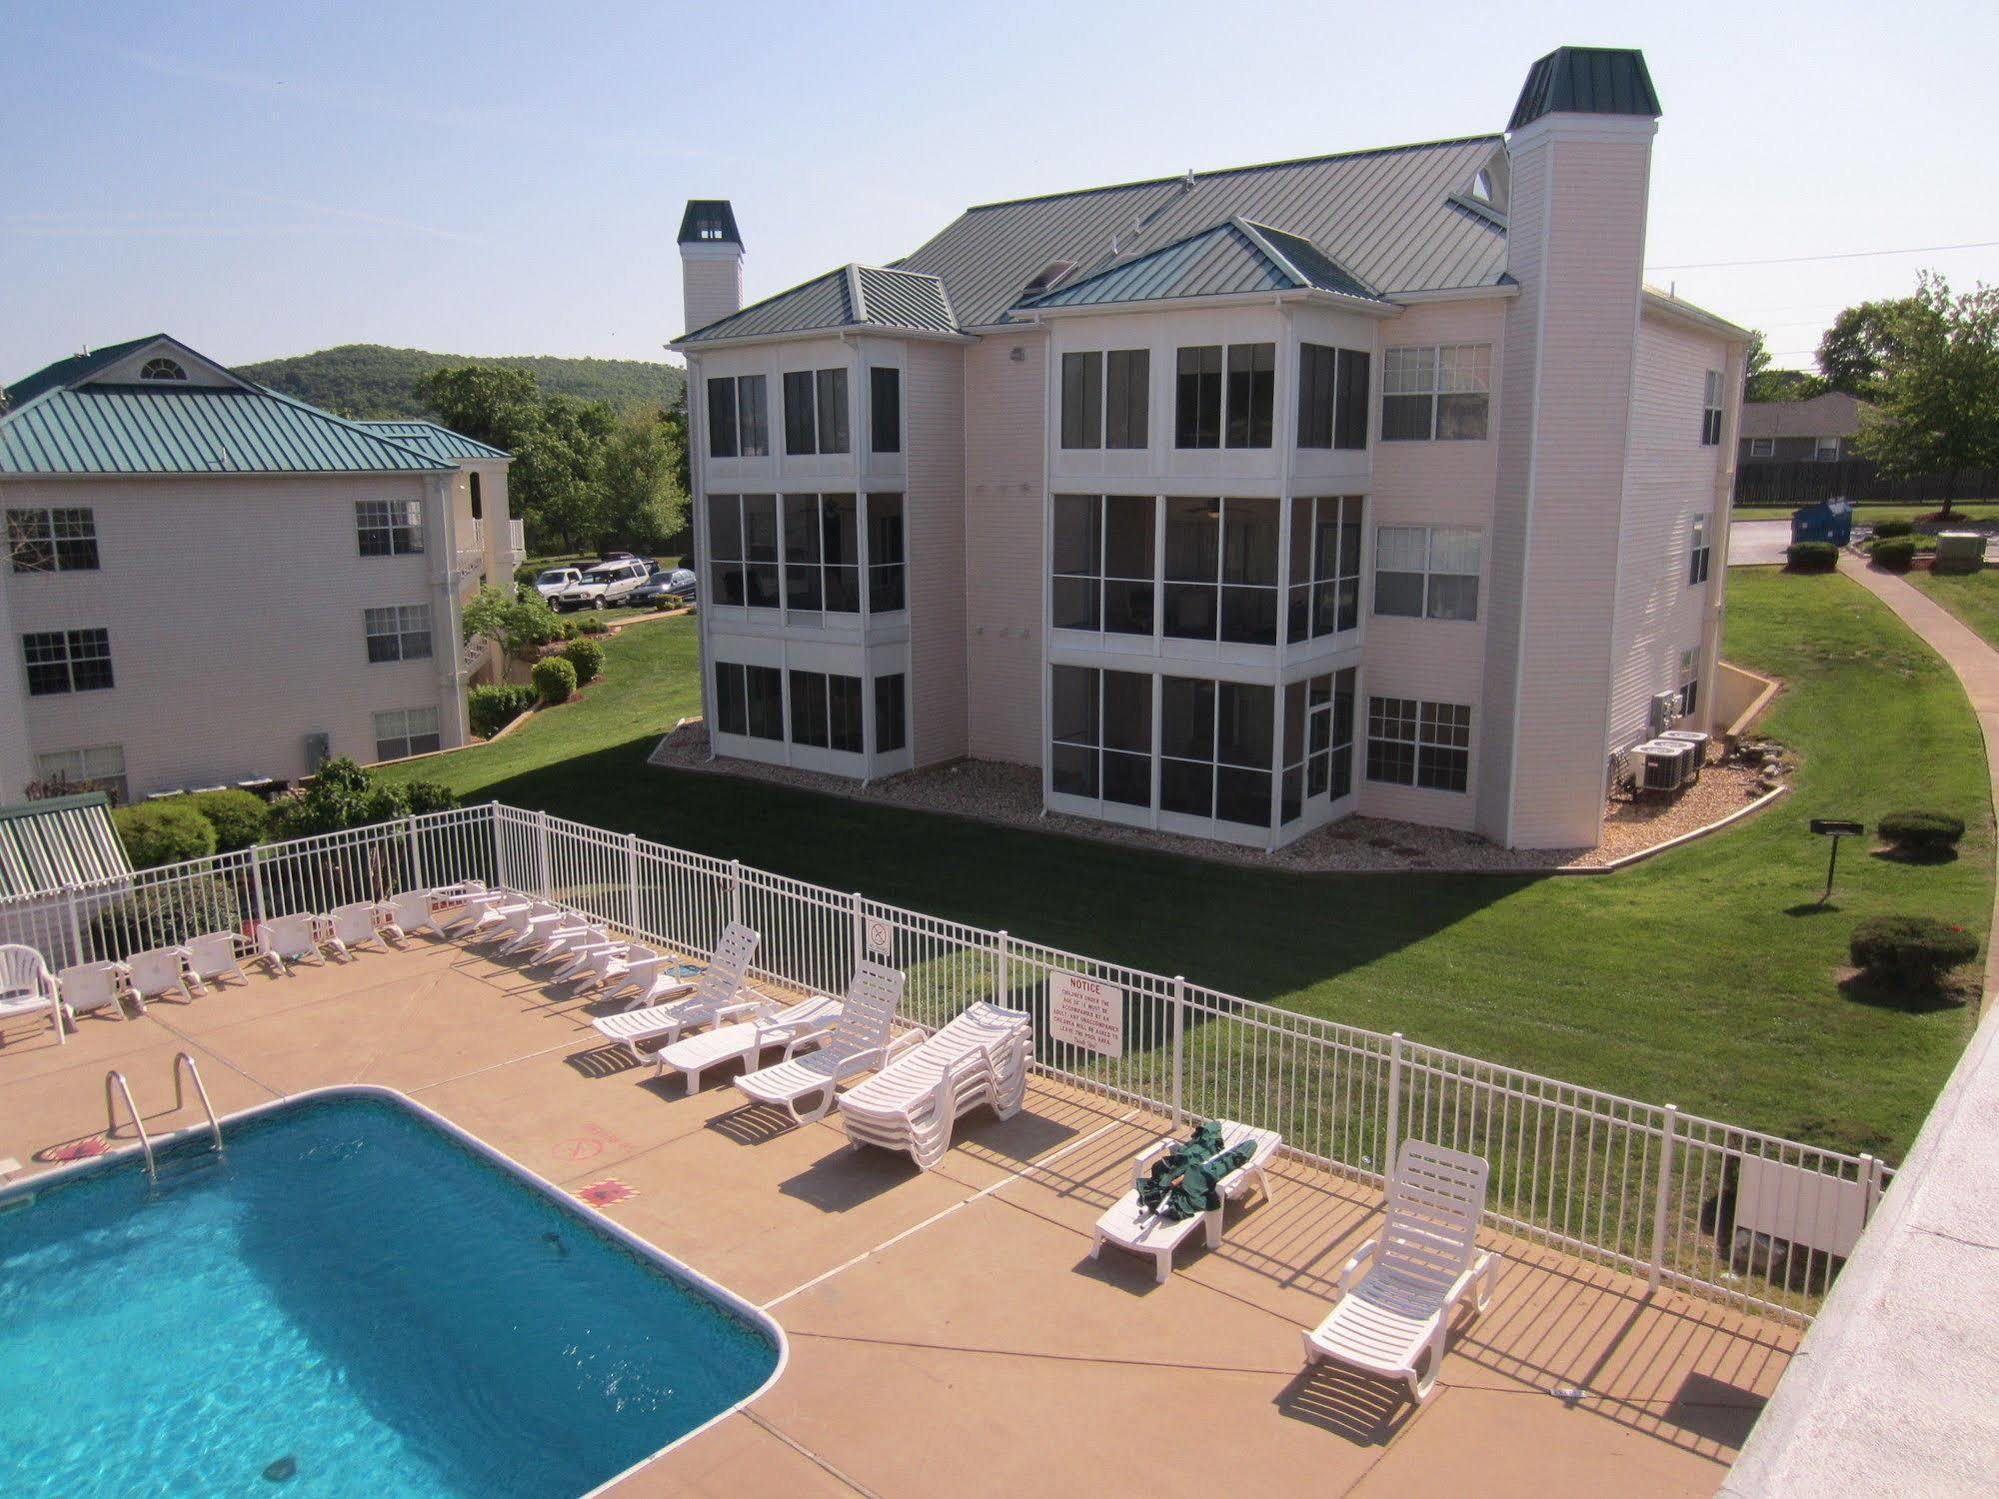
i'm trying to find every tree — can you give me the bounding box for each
[1817,298,1923,397]
[1853,272,1999,518]
[597,407,688,553]
[461,583,564,663]
[416,365,540,448]
[266,757,458,840]
[1743,330,1825,403]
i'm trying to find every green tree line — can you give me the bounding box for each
[239,343,683,419]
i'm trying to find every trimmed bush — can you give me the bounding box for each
[184,788,269,853]
[112,801,218,869]
[1870,537,1917,572]
[560,638,605,683]
[578,616,609,636]
[469,682,538,739]
[1872,519,1916,540]
[532,655,577,705]
[1785,541,1839,571]
[1850,915,1979,987]
[1878,810,1966,856]
[403,780,459,815]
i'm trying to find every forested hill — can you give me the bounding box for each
[237,344,685,419]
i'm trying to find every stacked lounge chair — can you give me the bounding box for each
[835,1000,1034,1169]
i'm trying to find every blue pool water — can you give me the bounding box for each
[0,1093,779,1498]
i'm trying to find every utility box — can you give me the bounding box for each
[1934,531,1985,574]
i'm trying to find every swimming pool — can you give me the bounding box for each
[0,1090,783,1498]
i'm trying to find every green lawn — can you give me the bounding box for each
[1736,502,1999,527]
[383,576,1990,1159]
[1906,567,1999,652]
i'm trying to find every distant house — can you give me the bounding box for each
[1738,392,1866,465]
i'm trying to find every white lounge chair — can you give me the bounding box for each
[0,944,65,1044]
[600,951,703,1010]
[185,930,268,988]
[590,923,765,1062]
[329,901,393,955]
[1301,1140,1499,1404]
[258,912,345,968]
[1091,1119,1282,1284]
[490,899,567,956]
[60,960,135,1021]
[837,1001,1034,1169]
[128,945,196,1006]
[549,937,656,989]
[461,891,535,939]
[655,992,845,1092]
[530,918,613,967]
[734,961,912,1124]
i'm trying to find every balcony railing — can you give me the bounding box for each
[0,801,1889,1324]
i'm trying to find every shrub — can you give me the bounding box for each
[514,561,541,587]
[1849,915,1979,987]
[1877,810,1966,855]
[112,801,218,869]
[578,615,609,636]
[267,757,408,839]
[1870,537,1917,571]
[184,788,269,852]
[402,780,459,816]
[560,638,605,682]
[1785,541,1839,571]
[469,682,538,739]
[90,876,241,961]
[532,656,577,705]
[1872,519,1916,540]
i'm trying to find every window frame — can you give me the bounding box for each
[1365,695,1471,792]
[7,507,100,573]
[138,357,187,382]
[1051,494,1155,637]
[1679,648,1701,718]
[34,744,127,804]
[1372,525,1483,622]
[1159,675,1275,826]
[869,366,901,455]
[865,492,905,614]
[1174,342,1274,450]
[1050,664,1154,809]
[706,374,769,459]
[1689,515,1712,586]
[1296,344,1372,451]
[1813,436,1841,462]
[1747,436,1775,458]
[1162,496,1281,645]
[1280,666,1358,821]
[783,367,850,455]
[712,660,784,740]
[1060,349,1150,452]
[1285,496,1364,641]
[780,492,861,616]
[362,604,433,665]
[1701,370,1724,446]
[21,627,114,696]
[874,673,907,754]
[373,706,441,762]
[1381,343,1491,442]
[355,499,425,558]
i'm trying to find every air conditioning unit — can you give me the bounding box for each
[1649,690,1682,734]
[1658,728,1710,783]
[1634,737,1695,795]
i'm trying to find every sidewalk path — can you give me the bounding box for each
[1838,552,1999,1006]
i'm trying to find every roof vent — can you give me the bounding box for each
[1022,258,1078,300]
[1180,168,1196,193]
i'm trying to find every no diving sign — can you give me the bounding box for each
[864,917,894,957]
[1049,971,1124,1058]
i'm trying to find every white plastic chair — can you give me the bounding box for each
[734,961,913,1124]
[186,930,273,987]
[655,992,846,1092]
[1091,1119,1282,1283]
[590,924,767,1062]
[258,912,344,968]
[1300,1141,1499,1404]
[0,944,65,1044]
[549,937,654,989]
[329,901,393,954]
[128,945,196,1006]
[59,960,135,1021]
[836,1000,1033,1169]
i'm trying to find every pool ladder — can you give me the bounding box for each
[103,1053,225,1186]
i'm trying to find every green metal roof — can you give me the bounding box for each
[0,793,132,898]
[2,335,163,410]
[678,263,957,345]
[1508,47,1660,131]
[354,420,511,462]
[1017,218,1384,311]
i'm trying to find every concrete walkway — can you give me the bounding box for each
[1837,552,1999,1006]
[1729,518,1792,566]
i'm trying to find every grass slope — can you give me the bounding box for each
[383,573,1989,1158]
[238,344,685,419]
[1906,566,1999,653]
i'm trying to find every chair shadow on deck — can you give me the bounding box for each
[705,1101,802,1146]
[1275,1362,1415,1447]
[778,1140,921,1212]
[563,1044,640,1079]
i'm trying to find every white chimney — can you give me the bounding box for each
[678,200,744,337]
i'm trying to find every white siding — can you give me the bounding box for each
[906,339,967,766]
[963,332,1045,764]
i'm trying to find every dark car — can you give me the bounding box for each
[629,567,697,608]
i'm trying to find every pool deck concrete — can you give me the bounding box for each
[0,937,1796,1497]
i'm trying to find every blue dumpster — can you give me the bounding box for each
[1790,498,1853,546]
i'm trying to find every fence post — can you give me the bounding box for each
[728,859,743,927]
[61,882,85,966]
[489,804,509,891]
[406,815,424,890]
[850,891,865,971]
[249,844,269,930]
[995,931,1010,1011]
[1859,1152,1883,1227]
[626,832,640,936]
[1384,1032,1404,1179]
[1649,1104,1680,1291]
[1171,975,1186,1128]
[534,809,552,899]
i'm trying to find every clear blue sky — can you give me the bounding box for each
[4,0,1993,380]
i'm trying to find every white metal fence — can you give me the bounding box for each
[0,800,1887,1324]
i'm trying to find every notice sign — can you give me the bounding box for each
[1049,971,1124,1058]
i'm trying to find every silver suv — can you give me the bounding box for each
[554,558,649,611]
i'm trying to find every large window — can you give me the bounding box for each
[35,745,127,803]
[356,499,423,557]
[7,507,100,573]
[1161,677,1274,825]
[1175,343,1273,449]
[870,367,901,454]
[866,493,905,612]
[1366,697,1471,792]
[1052,494,1154,635]
[705,493,780,608]
[1748,437,1774,458]
[1051,665,1153,807]
[706,374,769,459]
[712,662,784,740]
[1061,350,1149,450]
[875,673,906,753]
[782,493,860,614]
[373,707,441,761]
[1679,648,1700,717]
[1163,497,1279,644]
[788,670,865,753]
[1700,371,1723,446]
[1689,514,1712,586]
[21,628,113,696]
[1813,436,1839,462]
[1296,344,1371,451]
[1280,667,1356,821]
[784,368,850,455]
[1373,526,1481,621]
[363,604,432,664]
[1286,496,1364,640]
[1382,344,1491,441]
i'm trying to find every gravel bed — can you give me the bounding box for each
[649,723,1776,874]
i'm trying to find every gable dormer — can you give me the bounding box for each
[80,336,245,391]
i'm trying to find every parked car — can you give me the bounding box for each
[532,566,584,600]
[629,568,697,608]
[553,558,649,611]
